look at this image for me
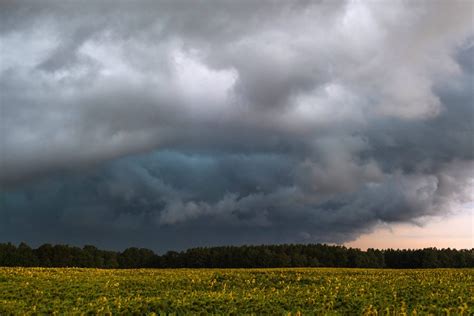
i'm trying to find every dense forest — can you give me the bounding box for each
[0,242,472,269]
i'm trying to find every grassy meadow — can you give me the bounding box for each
[0,267,472,315]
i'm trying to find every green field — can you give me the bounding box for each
[0,268,472,315]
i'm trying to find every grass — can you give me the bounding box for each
[0,267,472,314]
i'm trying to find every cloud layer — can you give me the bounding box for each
[1,0,473,251]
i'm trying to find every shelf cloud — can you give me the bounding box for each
[1,0,473,251]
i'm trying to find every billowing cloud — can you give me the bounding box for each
[0,0,473,251]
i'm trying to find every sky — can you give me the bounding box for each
[0,0,473,252]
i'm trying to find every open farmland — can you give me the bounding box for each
[0,268,472,314]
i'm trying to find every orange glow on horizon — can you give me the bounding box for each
[345,209,473,250]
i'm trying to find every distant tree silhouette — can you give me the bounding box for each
[0,242,472,269]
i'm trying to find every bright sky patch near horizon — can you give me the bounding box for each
[346,205,473,250]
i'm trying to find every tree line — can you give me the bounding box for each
[0,242,472,269]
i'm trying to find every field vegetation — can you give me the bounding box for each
[1,267,472,314]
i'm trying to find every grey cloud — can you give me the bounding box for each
[0,0,473,250]
[1,150,472,251]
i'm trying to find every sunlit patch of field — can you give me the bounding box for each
[0,267,472,314]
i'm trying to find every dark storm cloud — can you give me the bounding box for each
[0,0,473,251]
